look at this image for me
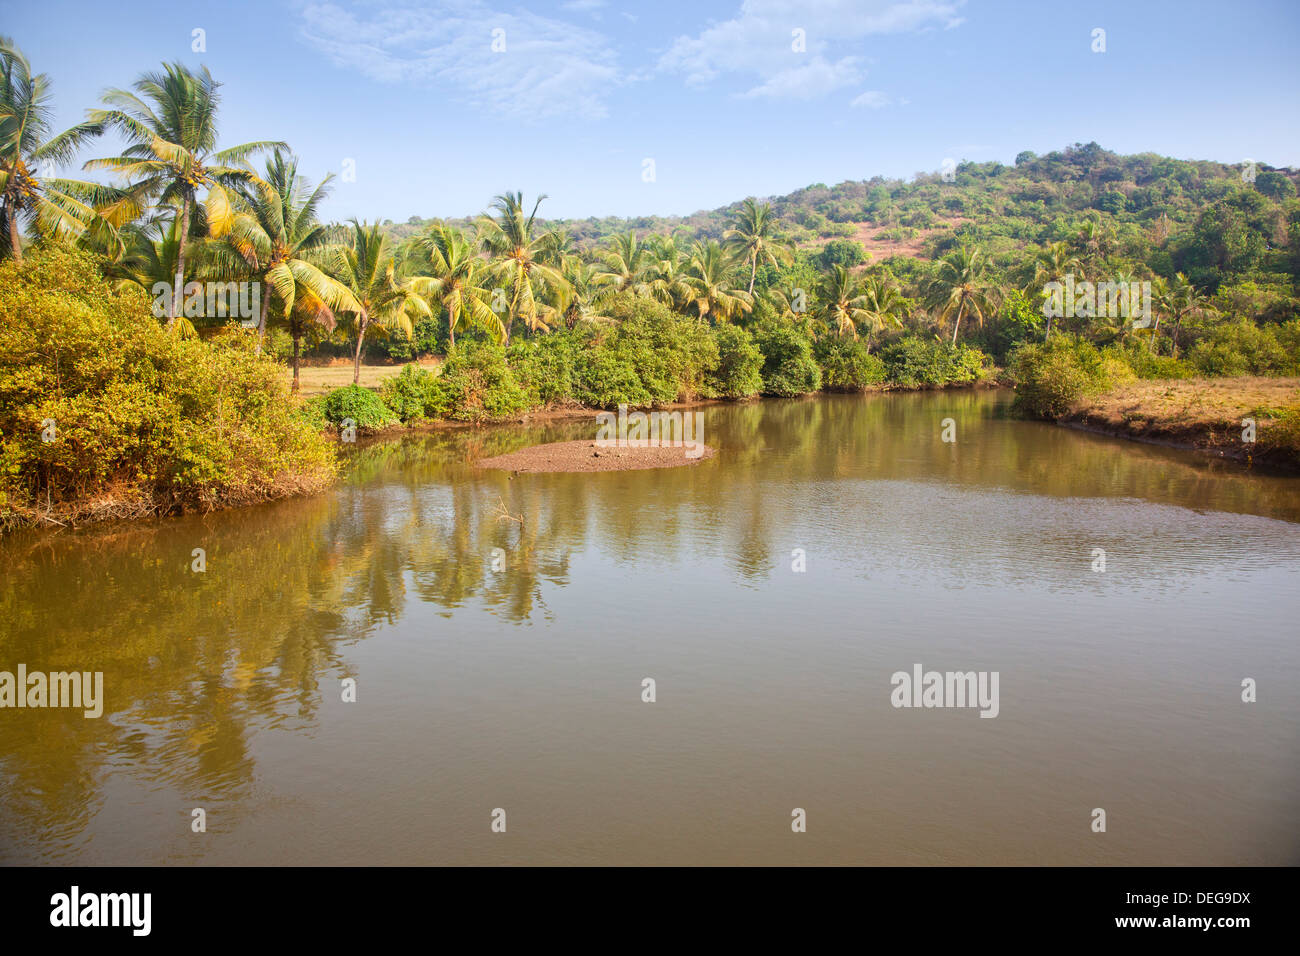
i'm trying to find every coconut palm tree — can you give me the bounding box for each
[554,257,612,329]
[856,269,906,347]
[406,223,503,348]
[335,219,429,384]
[477,191,568,343]
[211,152,359,389]
[925,244,999,345]
[85,62,283,325]
[817,265,869,339]
[683,240,753,323]
[1072,218,1114,267]
[537,226,578,268]
[104,213,203,338]
[724,197,793,294]
[1092,268,1139,345]
[593,231,651,295]
[1030,241,1085,339]
[1153,272,1209,357]
[0,38,111,261]
[645,233,693,310]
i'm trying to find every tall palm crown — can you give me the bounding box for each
[724,198,792,295]
[818,264,871,339]
[925,244,999,345]
[85,62,282,324]
[336,219,428,384]
[645,233,693,310]
[0,38,108,261]
[477,191,569,343]
[537,226,577,268]
[594,231,651,295]
[856,269,906,345]
[105,214,206,339]
[1072,218,1114,266]
[554,257,611,329]
[213,152,359,388]
[1152,272,1209,357]
[1031,241,1085,338]
[407,223,503,347]
[684,240,753,323]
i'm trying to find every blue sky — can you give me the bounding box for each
[9,0,1300,222]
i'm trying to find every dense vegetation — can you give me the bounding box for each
[2,40,1298,525]
[0,247,336,529]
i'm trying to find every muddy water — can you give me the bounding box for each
[2,390,1298,865]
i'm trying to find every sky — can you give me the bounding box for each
[8,0,1300,223]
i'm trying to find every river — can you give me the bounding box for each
[2,389,1298,864]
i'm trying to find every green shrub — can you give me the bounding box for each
[0,246,337,529]
[433,341,531,421]
[572,341,653,408]
[817,239,868,270]
[881,336,989,386]
[265,327,294,363]
[704,325,764,398]
[320,384,401,431]
[1109,340,1194,379]
[1007,335,1134,419]
[1187,320,1297,377]
[602,296,719,403]
[755,325,822,396]
[297,396,330,433]
[508,332,579,406]
[815,336,887,390]
[379,363,441,422]
[568,297,720,408]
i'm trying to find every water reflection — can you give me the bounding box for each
[1,390,1297,864]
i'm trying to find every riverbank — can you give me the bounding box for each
[335,379,1000,443]
[1059,376,1300,470]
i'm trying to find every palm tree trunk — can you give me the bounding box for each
[748,252,757,296]
[169,193,192,328]
[951,301,965,346]
[1149,317,1161,354]
[255,291,270,352]
[352,315,368,385]
[6,202,22,263]
[292,332,301,392]
[448,314,455,351]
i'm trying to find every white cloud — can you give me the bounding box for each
[740,56,862,100]
[297,0,622,120]
[850,90,892,109]
[659,0,962,98]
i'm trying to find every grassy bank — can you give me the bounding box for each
[289,359,443,397]
[1004,335,1300,468]
[1060,377,1300,469]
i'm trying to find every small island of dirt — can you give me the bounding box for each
[476,440,716,473]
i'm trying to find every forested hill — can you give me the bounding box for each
[389,142,1299,294]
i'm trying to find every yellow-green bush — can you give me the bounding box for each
[0,246,337,529]
[1007,334,1135,419]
